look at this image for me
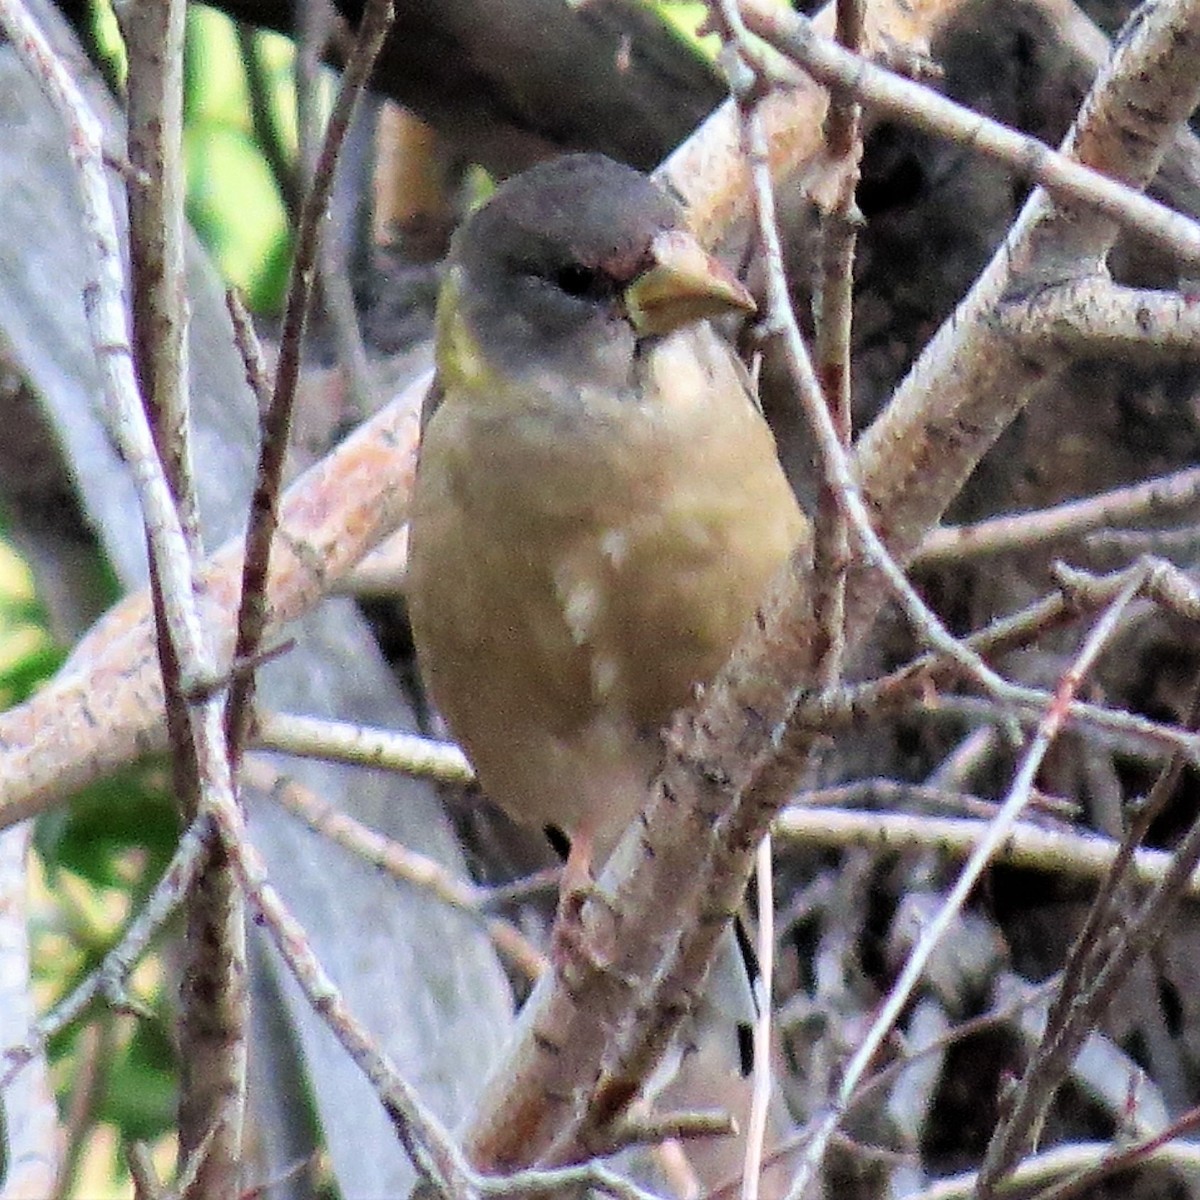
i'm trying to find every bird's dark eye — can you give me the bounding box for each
[554,263,609,300]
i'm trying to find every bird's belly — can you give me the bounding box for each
[407,341,803,850]
[410,481,785,847]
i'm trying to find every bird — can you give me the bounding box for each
[406,152,803,969]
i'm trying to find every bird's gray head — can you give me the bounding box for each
[449,156,685,386]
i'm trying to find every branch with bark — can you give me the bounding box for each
[5,0,1200,1196]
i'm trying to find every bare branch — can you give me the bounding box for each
[785,556,1145,1197]
[251,761,546,979]
[2,818,210,1090]
[775,807,1200,898]
[918,464,1200,565]
[0,4,250,1190]
[253,709,472,784]
[740,0,1200,265]
[995,278,1200,360]
[849,0,1200,645]
[0,825,60,1198]
[225,0,394,764]
[0,369,426,825]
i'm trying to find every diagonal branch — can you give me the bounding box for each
[463,0,1200,1175]
[0,371,425,826]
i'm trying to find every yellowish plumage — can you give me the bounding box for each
[409,306,802,856]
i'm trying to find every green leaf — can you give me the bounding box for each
[35,770,178,892]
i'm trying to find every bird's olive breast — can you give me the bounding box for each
[410,324,803,734]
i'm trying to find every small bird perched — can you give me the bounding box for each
[408,153,802,926]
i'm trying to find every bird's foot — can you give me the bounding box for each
[554,869,616,978]
[549,828,617,980]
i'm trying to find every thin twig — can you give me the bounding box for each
[52,1019,113,1200]
[785,555,1145,1198]
[1087,524,1200,556]
[1023,1102,1200,1200]
[113,0,197,553]
[738,0,1200,266]
[725,976,1060,1199]
[224,0,394,763]
[319,91,379,416]
[0,823,60,1197]
[0,4,251,1192]
[719,2,1016,702]
[225,287,274,413]
[823,558,1200,767]
[116,0,247,1179]
[253,709,472,784]
[793,777,1076,822]
[918,465,1200,565]
[912,1141,1200,1200]
[774,807,1200,899]
[235,21,301,224]
[742,836,776,1200]
[2,817,210,1089]
[977,659,1200,1191]
[253,761,546,979]
[807,0,862,696]
[211,779,663,1200]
